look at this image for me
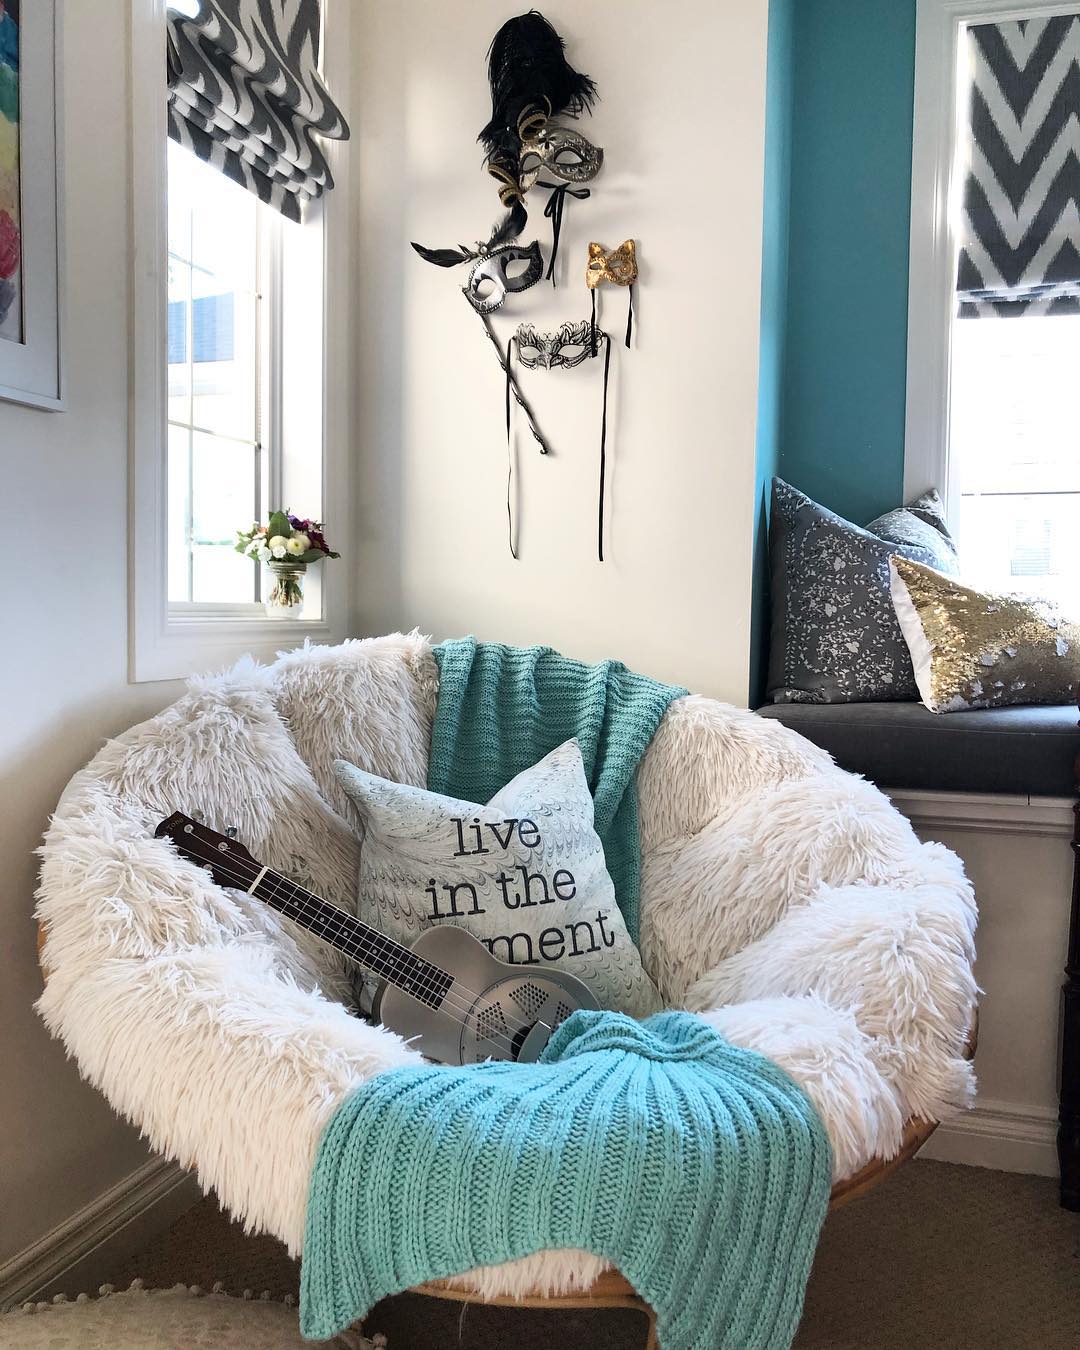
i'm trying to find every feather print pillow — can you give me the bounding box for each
[336,739,662,1019]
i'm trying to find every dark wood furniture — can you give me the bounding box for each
[1061,761,1080,1210]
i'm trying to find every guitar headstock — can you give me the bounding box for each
[154,812,259,891]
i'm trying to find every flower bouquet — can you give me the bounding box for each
[235,511,340,618]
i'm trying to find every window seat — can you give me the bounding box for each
[755,702,1079,797]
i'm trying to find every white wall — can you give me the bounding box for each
[0,0,184,1264]
[352,0,770,702]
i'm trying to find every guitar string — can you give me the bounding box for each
[180,847,546,1053]
[251,867,537,1059]
[197,851,532,1057]
[173,836,565,1051]
[249,862,537,1040]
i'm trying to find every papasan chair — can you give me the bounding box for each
[36,633,978,1344]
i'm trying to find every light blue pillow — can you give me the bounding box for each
[336,739,662,1019]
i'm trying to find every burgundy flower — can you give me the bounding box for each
[0,211,19,282]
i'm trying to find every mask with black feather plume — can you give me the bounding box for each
[478,10,601,282]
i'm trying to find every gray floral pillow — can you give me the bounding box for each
[767,479,959,704]
[335,739,662,1019]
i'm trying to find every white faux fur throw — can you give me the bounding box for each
[36,635,977,1300]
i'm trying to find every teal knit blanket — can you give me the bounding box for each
[428,638,687,944]
[300,1011,831,1349]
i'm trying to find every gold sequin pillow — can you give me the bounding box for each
[889,555,1080,713]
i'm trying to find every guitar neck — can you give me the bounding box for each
[249,867,454,1010]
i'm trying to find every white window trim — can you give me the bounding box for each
[904,0,1080,511]
[128,0,354,683]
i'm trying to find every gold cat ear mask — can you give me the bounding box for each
[586,239,638,288]
[586,240,637,350]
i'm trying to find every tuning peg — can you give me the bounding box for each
[225,825,238,839]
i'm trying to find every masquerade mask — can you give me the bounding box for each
[516,104,604,190]
[479,13,598,193]
[464,240,544,314]
[586,239,638,349]
[411,223,543,314]
[478,15,601,285]
[505,318,613,564]
[515,319,605,369]
[586,239,638,288]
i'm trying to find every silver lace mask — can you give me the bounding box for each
[464,240,544,314]
[515,319,606,369]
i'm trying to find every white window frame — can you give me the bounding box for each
[905,0,1080,511]
[128,0,354,682]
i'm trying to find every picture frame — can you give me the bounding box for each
[0,0,63,411]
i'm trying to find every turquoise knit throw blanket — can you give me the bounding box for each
[300,1011,831,1349]
[428,638,687,943]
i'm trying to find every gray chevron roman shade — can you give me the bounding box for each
[166,0,349,223]
[957,14,1080,316]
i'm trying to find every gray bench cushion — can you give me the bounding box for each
[756,702,1079,797]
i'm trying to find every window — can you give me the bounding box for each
[949,315,1080,605]
[167,141,266,608]
[129,0,352,682]
[906,0,1080,606]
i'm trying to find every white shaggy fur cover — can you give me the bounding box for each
[36,636,977,1300]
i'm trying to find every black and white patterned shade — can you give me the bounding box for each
[957,15,1080,316]
[166,0,349,223]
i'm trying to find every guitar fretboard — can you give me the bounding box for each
[251,869,455,1011]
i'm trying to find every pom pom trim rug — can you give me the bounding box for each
[0,1280,384,1349]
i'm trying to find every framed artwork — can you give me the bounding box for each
[0,0,63,410]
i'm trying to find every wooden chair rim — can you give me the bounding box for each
[36,923,976,1312]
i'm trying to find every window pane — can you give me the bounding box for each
[949,315,1080,603]
[167,139,262,606]
[190,163,258,294]
[167,257,192,426]
[167,424,192,603]
[191,265,257,442]
[190,430,257,603]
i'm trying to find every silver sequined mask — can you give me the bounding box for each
[464,240,544,314]
[518,112,604,192]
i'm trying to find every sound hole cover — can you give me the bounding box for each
[510,983,545,1016]
[476,1004,508,1042]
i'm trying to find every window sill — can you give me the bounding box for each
[131,609,345,684]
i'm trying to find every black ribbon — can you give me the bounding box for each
[625,284,634,348]
[598,336,612,563]
[505,336,517,560]
[540,180,590,286]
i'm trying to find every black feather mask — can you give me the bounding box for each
[478,11,598,226]
[477,7,599,275]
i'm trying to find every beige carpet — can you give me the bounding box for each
[109,1160,1080,1349]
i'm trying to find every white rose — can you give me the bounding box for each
[285,534,310,556]
[257,545,272,562]
[268,535,289,559]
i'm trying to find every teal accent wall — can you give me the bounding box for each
[778,0,917,525]
[751,0,795,701]
[752,0,917,700]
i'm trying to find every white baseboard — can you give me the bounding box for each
[0,1156,200,1311]
[920,1098,1060,1177]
